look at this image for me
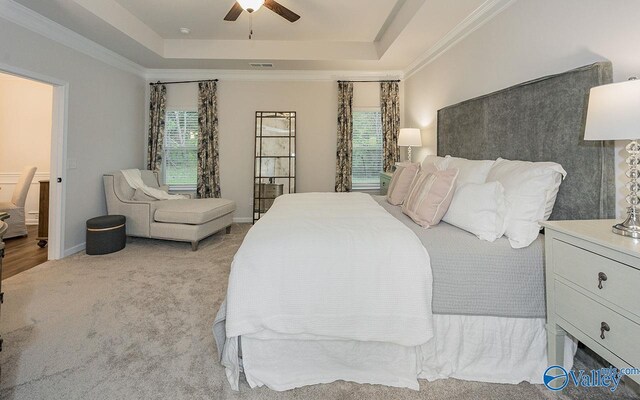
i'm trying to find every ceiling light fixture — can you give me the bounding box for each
[237,0,264,13]
[179,27,191,35]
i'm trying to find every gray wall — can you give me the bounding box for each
[404,0,640,218]
[0,18,146,255]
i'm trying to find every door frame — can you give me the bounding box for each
[0,62,68,260]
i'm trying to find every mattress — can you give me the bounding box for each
[373,195,545,318]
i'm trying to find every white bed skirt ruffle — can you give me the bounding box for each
[223,314,576,391]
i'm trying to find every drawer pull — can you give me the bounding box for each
[597,272,608,289]
[600,322,610,339]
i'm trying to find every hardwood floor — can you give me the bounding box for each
[2,225,48,280]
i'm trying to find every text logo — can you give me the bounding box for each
[544,365,569,391]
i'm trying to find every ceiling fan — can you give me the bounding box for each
[224,0,300,23]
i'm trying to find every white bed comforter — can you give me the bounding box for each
[225,192,434,347]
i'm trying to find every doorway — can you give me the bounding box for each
[0,64,67,278]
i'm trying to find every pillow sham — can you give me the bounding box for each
[421,155,449,171]
[445,156,495,189]
[442,181,508,242]
[486,158,567,248]
[387,162,420,205]
[401,165,459,228]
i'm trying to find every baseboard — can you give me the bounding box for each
[64,242,86,257]
[233,217,252,224]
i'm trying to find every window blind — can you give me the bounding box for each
[352,110,383,189]
[164,110,199,187]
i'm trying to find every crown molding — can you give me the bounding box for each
[403,0,516,79]
[0,0,145,77]
[145,68,405,82]
[1,0,513,83]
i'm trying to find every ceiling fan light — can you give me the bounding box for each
[238,0,264,13]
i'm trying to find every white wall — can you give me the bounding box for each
[404,0,640,218]
[0,18,145,254]
[163,80,387,220]
[0,74,52,224]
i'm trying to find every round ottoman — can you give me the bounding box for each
[86,215,126,255]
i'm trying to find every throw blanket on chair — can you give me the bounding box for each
[120,169,188,200]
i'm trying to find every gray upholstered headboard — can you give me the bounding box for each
[437,62,615,221]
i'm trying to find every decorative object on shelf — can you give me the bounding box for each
[398,128,422,162]
[584,77,640,238]
[253,111,296,222]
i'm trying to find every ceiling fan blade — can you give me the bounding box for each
[224,2,244,21]
[264,0,300,22]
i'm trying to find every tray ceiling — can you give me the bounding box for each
[8,0,504,71]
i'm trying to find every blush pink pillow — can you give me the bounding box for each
[386,162,420,205]
[401,165,459,228]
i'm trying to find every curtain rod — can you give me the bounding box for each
[150,79,218,85]
[337,80,401,83]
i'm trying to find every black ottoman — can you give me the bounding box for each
[86,215,126,255]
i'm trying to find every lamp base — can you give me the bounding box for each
[612,208,640,239]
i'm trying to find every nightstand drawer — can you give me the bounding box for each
[555,281,640,368]
[552,239,640,317]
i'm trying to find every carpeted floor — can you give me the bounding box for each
[1,224,638,400]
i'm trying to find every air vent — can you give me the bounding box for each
[249,63,274,68]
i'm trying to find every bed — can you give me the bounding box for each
[214,62,616,391]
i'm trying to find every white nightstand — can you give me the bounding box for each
[379,172,393,195]
[542,220,640,385]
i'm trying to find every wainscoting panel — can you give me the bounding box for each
[0,172,50,225]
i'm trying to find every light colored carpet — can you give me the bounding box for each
[1,224,638,400]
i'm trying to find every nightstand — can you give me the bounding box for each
[542,220,640,386]
[379,172,393,195]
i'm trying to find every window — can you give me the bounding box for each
[164,110,199,189]
[352,109,383,189]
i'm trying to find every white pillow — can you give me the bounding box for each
[443,182,508,242]
[486,158,567,249]
[445,156,495,189]
[421,155,449,171]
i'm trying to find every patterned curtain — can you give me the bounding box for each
[147,84,166,172]
[381,82,401,172]
[335,81,354,192]
[197,81,221,198]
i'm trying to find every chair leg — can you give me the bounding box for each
[191,241,199,251]
[226,225,232,234]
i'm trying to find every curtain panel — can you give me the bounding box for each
[381,82,401,172]
[197,81,221,198]
[147,84,167,172]
[335,81,354,192]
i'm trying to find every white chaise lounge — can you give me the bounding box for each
[103,171,235,250]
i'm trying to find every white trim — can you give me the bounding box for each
[403,0,516,79]
[145,69,405,82]
[63,242,85,257]
[0,0,145,77]
[0,62,68,261]
[0,171,50,183]
[0,0,514,82]
[50,83,68,260]
[233,217,253,224]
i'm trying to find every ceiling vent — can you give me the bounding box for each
[250,63,274,68]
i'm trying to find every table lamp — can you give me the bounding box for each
[584,77,640,238]
[398,128,422,162]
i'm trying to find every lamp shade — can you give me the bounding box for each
[584,79,640,141]
[238,0,263,12]
[398,128,422,147]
